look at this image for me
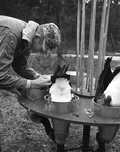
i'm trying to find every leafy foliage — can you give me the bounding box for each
[1,0,120,52]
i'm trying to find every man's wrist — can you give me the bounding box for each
[25,80,31,89]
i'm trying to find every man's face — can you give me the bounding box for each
[31,36,49,55]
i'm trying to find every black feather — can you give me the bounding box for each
[95,57,120,106]
[95,57,113,101]
[53,65,61,77]
[60,65,69,76]
[51,65,70,84]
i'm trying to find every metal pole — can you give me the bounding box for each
[95,0,107,89]
[79,0,85,94]
[88,0,96,95]
[103,0,111,63]
[76,0,81,92]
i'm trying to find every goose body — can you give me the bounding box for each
[49,65,72,102]
[104,72,120,106]
[49,78,72,102]
[95,57,120,107]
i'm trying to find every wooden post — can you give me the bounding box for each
[76,0,111,96]
[76,0,81,92]
[95,0,108,89]
[87,0,96,95]
[79,0,85,94]
[103,0,111,61]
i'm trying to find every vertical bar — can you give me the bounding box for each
[57,144,64,152]
[76,0,81,92]
[103,0,111,64]
[86,1,93,92]
[82,125,91,152]
[79,0,85,94]
[89,0,96,95]
[95,0,107,89]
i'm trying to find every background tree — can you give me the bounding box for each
[1,0,120,53]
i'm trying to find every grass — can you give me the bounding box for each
[1,53,120,152]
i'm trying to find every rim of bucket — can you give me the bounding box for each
[92,97,120,110]
[44,94,79,103]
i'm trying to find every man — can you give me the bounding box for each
[0,15,61,142]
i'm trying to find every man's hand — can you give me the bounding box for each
[30,76,51,88]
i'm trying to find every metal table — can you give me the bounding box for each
[18,89,120,152]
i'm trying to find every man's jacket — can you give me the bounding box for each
[0,15,39,92]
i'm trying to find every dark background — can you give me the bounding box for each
[0,0,120,54]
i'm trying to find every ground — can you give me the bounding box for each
[1,54,120,152]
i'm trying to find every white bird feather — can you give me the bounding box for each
[49,78,72,102]
[104,72,120,106]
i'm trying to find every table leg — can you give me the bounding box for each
[57,144,65,152]
[81,125,94,152]
[0,136,1,152]
[82,125,90,152]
